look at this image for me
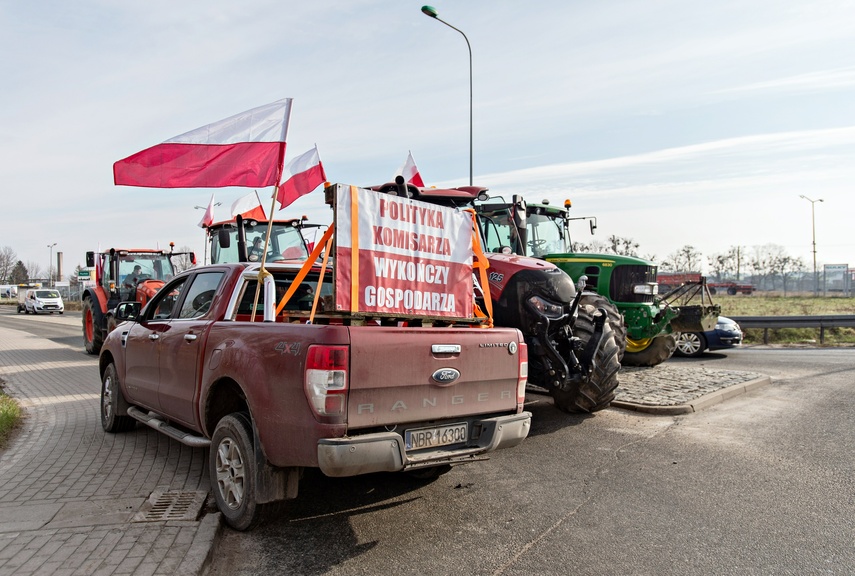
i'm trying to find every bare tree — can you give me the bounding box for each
[770,253,806,295]
[663,245,703,272]
[0,246,16,283]
[605,235,640,257]
[575,236,641,257]
[25,261,44,282]
[170,246,197,274]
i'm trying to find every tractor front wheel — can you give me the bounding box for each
[622,334,677,367]
[579,292,626,361]
[551,304,621,414]
[83,297,104,355]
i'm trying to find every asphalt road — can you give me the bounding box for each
[2,307,853,575]
[203,346,855,575]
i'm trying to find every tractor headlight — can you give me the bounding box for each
[528,295,564,319]
[633,283,659,295]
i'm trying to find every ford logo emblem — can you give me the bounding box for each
[431,368,461,385]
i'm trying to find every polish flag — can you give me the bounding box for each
[276,145,327,210]
[114,98,293,188]
[395,151,425,187]
[230,191,266,221]
[197,194,216,228]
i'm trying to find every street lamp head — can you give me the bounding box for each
[421,5,438,18]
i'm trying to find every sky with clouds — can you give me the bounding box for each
[2,0,854,277]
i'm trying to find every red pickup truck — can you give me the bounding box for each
[99,262,531,530]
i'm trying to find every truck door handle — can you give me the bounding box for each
[148,334,159,341]
[184,334,198,342]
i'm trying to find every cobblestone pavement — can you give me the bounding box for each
[613,362,771,414]
[0,326,219,576]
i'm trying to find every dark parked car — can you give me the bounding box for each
[674,316,743,357]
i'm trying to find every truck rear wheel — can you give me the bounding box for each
[211,413,279,531]
[579,292,626,361]
[551,304,621,414]
[83,297,103,355]
[622,334,677,367]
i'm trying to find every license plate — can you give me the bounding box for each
[405,423,468,451]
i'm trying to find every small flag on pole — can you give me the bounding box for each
[276,145,327,210]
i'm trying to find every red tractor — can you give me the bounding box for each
[82,245,195,354]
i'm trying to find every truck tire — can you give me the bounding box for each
[211,413,270,531]
[579,292,626,361]
[727,287,737,295]
[551,304,621,414]
[101,363,136,433]
[622,334,677,367]
[83,297,104,355]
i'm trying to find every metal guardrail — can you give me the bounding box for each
[730,315,855,344]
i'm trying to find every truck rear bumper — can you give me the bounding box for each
[317,411,532,478]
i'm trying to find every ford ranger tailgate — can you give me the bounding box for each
[345,326,524,428]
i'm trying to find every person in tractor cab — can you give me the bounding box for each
[122,265,143,299]
[248,238,264,261]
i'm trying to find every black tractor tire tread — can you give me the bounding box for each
[83,297,104,355]
[551,304,621,414]
[579,292,627,361]
[622,334,678,367]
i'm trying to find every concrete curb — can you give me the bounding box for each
[178,512,222,575]
[612,375,772,415]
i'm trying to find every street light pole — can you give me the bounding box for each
[47,242,57,287]
[421,5,473,186]
[799,195,824,296]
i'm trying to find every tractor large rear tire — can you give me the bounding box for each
[622,334,677,367]
[551,304,621,414]
[83,297,104,355]
[579,292,626,361]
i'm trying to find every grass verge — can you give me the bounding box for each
[0,383,23,451]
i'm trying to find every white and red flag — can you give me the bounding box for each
[114,98,293,188]
[395,150,425,187]
[197,193,216,228]
[230,190,266,221]
[276,145,327,210]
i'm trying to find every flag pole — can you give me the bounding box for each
[250,140,288,321]
[249,188,281,322]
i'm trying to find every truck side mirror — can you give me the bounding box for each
[116,301,141,321]
[86,251,95,268]
[217,229,231,249]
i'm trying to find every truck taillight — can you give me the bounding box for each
[517,342,528,409]
[305,345,349,422]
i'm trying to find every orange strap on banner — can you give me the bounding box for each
[308,232,334,324]
[464,209,493,327]
[349,185,360,313]
[275,225,334,316]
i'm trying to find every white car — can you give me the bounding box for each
[22,289,64,315]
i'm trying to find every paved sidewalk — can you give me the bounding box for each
[0,326,219,576]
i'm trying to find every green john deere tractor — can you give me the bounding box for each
[475,195,719,367]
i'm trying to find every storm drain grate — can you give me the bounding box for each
[133,489,208,522]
